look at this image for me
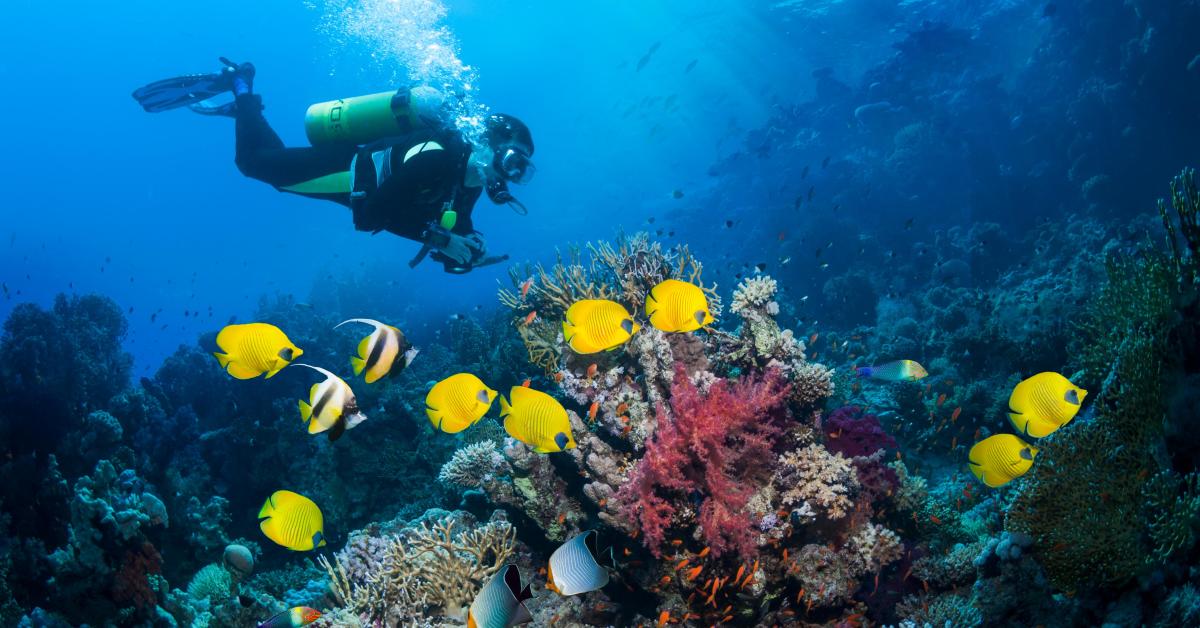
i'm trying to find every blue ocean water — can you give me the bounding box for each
[2,0,1200,626]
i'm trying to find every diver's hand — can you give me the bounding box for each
[438,232,483,265]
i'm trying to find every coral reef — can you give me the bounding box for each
[616,367,790,558]
[320,510,517,624]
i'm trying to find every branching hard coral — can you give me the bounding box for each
[498,232,719,372]
[1142,470,1200,561]
[615,367,790,558]
[896,591,982,627]
[438,441,512,489]
[775,444,858,522]
[843,522,904,575]
[730,275,779,315]
[321,515,516,623]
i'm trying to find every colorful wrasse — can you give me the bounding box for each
[257,607,320,628]
[856,359,928,382]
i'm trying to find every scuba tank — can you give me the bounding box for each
[304,85,445,146]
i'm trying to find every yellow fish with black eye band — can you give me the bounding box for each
[258,490,325,551]
[500,386,576,453]
[562,299,640,354]
[335,318,419,384]
[425,373,497,434]
[212,322,302,379]
[968,434,1038,488]
[295,364,367,442]
[1007,371,1088,438]
[645,279,714,333]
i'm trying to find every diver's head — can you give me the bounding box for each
[485,114,535,185]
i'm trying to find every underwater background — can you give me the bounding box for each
[3,0,1200,626]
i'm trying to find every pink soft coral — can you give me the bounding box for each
[616,366,790,558]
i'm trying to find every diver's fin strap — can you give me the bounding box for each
[279,171,353,195]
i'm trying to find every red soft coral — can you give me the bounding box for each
[617,366,790,558]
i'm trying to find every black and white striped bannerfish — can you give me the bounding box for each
[335,318,419,384]
[547,530,614,596]
[295,364,367,442]
[467,564,533,628]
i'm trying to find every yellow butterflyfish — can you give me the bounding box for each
[425,373,496,434]
[968,434,1038,488]
[562,299,640,354]
[645,279,713,333]
[1008,372,1088,438]
[500,386,576,453]
[258,490,325,551]
[212,322,302,379]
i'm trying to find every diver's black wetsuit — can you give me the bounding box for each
[233,94,482,241]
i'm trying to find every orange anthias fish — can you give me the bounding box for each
[936,393,947,408]
[616,402,629,415]
[520,277,534,299]
[588,401,599,421]
[685,565,703,580]
[657,610,671,626]
[521,378,531,388]
[697,547,710,558]
[951,406,962,422]
[554,371,565,383]
[675,559,689,571]
[809,333,819,345]
[586,364,598,379]
[523,311,538,326]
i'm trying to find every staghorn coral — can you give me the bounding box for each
[775,443,858,522]
[438,441,512,490]
[616,367,790,558]
[321,512,516,624]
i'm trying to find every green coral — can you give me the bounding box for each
[1006,330,1164,592]
[1143,470,1200,561]
[1158,167,1200,287]
[1073,253,1176,385]
[186,563,235,603]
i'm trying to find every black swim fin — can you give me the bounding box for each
[131,57,247,113]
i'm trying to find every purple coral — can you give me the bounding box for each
[823,406,898,458]
[615,366,790,558]
[824,406,900,504]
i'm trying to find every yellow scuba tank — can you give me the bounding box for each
[304,86,445,146]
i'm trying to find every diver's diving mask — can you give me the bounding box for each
[495,147,536,184]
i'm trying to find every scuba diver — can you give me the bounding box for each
[132,58,534,273]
